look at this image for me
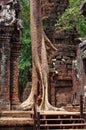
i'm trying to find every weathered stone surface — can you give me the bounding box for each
[0,0,10,4]
[55,87,72,107]
[0,26,14,110]
[42,0,69,42]
[74,39,86,107]
[41,0,79,107]
[0,111,33,127]
[0,0,22,110]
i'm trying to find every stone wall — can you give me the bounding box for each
[41,0,79,107]
[42,0,69,42]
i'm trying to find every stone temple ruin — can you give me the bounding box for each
[0,0,22,110]
[0,0,86,129]
[0,0,85,111]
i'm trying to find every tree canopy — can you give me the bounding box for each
[56,0,86,37]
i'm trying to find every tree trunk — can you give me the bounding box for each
[20,0,63,111]
[19,0,42,110]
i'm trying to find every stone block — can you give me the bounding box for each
[67,65,72,69]
[66,59,72,64]
[56,55,62,60]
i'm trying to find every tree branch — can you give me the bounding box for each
[43,31,57,51]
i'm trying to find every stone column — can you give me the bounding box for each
[0,25,13,110]
[10,40,21,109]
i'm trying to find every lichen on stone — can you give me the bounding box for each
[0,4,16,26]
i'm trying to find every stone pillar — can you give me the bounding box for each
[0,25,13,110]
[10,40,21,109]
[0,0,22,110]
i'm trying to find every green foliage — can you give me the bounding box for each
[56,0,86,37]
[19,0,31,96]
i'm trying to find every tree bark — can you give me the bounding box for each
[20,0,63,111]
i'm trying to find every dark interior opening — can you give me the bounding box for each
[0,5,2,10]
[83,59,86,74]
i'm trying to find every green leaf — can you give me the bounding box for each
[56,0,86,37]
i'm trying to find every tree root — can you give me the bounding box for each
[44,31,57,51]
[19,92,34,110]
[38,97,65,111]
[19,91,65,111]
